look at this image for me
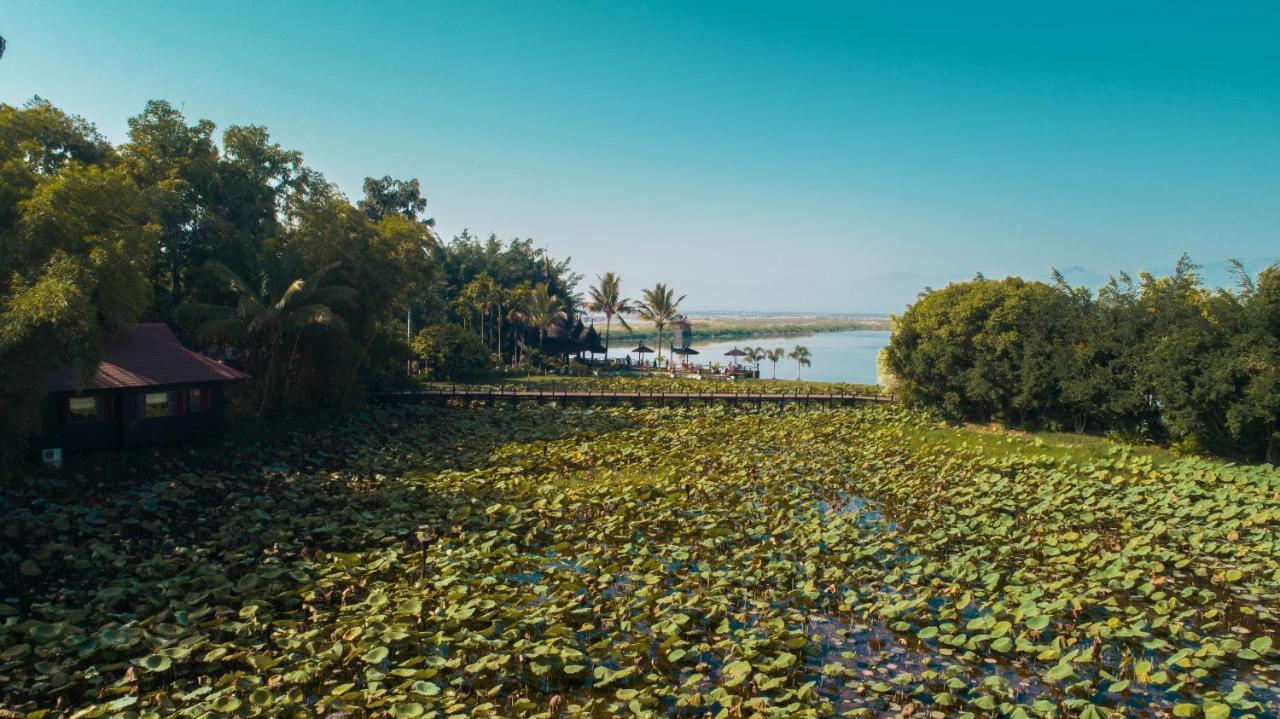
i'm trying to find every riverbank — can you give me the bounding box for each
[607,314,891,343]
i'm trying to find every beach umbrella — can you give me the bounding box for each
[723,346,750,373]
[672,346,699,368]
[630,344,654,366]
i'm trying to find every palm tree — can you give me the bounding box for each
[788,345,812,380]
[636,282,685,364]
[765,348,785,379]
[746,346,766,376]
[504,285,532,366]
[519,283,567,367]
[586,272,632,362]
[179,259,356,413]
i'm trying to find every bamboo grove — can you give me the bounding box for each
[886,257,1280,462]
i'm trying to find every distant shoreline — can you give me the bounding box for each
[603,316,892,343]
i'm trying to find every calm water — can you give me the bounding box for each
[600,330,890,385]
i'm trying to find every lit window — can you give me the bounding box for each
[189,387,211,412]
[144,392,172,418]
[67,396,99,423]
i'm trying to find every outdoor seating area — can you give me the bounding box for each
[587,346,761,380]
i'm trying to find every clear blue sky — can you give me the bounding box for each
[2,1,1277,313]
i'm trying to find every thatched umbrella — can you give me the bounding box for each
[630,343,654,367]
[724,347,750,374]
[671,346,699,369]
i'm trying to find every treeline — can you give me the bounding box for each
[0,98,579,463]
[885,256,1280,462]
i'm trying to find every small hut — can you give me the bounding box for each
[39,323,249,452]
[536,316,607,360]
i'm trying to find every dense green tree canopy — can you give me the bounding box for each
[0,100,153,467]
[410,324,491,381]
[0,98,582,468]
[887,257,1280,462]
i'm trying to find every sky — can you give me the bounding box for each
[2,1,1277,313]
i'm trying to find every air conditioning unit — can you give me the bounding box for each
[41,448,63,469]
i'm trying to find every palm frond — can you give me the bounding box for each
[194,318,248,347]
[309,285,359,312]
[173,302,235,326]
[203,260,256,299]
[285,304,350,336]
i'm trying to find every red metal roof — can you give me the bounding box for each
[45,323,250,392]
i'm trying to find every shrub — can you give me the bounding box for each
[411,325,491,381]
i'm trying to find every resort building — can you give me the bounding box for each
[39,323,248,452]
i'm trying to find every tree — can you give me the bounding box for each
[179,260,356,413]
[517,283,566,364]
[122,100,221,309]
[432,231,581,361]
[586,272,632,359]
[788,345,812,380]
[765,348,785,379]
[1133,255,1236,452]
[0,101,153,470]
[1228,263,1280,463]
[636,282,685,364]
[411,324,490,381]
[455,274,500,343]
[358,175,431,224]
[887,277,1046,422]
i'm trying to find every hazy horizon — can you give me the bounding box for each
[3,2,1277,314]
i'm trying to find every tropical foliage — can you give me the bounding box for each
[515,283,568,358]
[410,324,491,381]
[585,272,632,357]
[788,345,812,380]
[766,348,786,379]
[178,260,357,412]
[3,402,1278,717]
[0,98,589,466]
[0,100,154,468]
[636,283,685,362]
[887,256,1280,462]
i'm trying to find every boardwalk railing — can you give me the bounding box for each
[372,386,895,408]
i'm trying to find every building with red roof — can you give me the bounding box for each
[40,323,249,451]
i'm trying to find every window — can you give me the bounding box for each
[66,396,100,423]
[144,392,173,418]
[189,387,211,412]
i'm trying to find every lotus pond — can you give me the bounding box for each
[2,403,1279,718]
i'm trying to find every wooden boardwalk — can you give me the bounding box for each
[372,387,894,408]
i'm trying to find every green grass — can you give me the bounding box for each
[897,422,1174,466]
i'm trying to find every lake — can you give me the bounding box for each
[600,330,890,385]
